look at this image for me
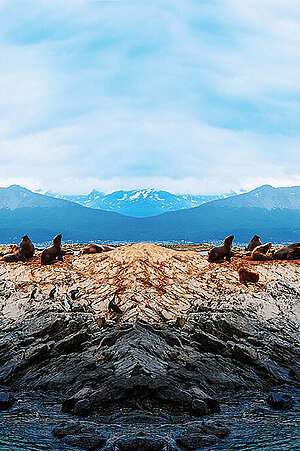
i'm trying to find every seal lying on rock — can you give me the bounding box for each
[238,267,259,287]
[245,235,262,252]
[273,243,300,260]
[1,235,34,263]
[81,244,114,254]
[41,234,63,264]
[208,236,234,263]
[251,243,272,261]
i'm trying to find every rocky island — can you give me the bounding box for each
[0,243,299,450]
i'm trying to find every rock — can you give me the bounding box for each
[51,330,89,355]
[63,433,106,451]
[0,392,15,409]
[73,398,91,416]
[266,393,295,411]
[176,433,219,450]
[114,433,166,451]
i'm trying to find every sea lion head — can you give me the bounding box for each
[224,235,234,247]
[53,234,62,247]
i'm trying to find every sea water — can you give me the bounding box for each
[0,390,298,450]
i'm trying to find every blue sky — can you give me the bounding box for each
[0,0,299,194]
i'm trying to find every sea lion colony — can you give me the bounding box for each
[0,233,298,324]
[0,248,298,323]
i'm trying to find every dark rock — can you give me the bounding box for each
[266,393,295,411]
[63,433,106,451]
[0,392,15,409]
[114,433,166,451]
[73,399,91,416]
[176,433,219,450]
[52,421,96,439]
[51,330,89,355]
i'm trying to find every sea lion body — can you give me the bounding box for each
[208,235,234,263]
[238,267,259,286]
[41,234,63,264]
[273,243,300,260]
[1,251,26,263]
[20,235,35,260]
[287,247,300,259]
[245,235,262,252]
[1,235,34,263]
[251,243,272,261]
[82,244,114,254]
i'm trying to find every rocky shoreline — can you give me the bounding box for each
[0,243,299,450]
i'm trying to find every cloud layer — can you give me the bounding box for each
[0,0,299,194]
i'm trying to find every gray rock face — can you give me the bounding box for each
[0,278,299,420]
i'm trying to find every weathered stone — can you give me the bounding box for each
[266,393,295,411]
[0,392,15,409]
[63,433,106,451]
[176,433,219,450]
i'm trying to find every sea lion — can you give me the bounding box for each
[41,234,63,264]
[81,244,114,254]
[273,243,300,260]
[251,243,272,261]
[208,235,234,263]
[245,235,262,252]
[238,267,259,287]
[1,235,34,263]
[20,235,35,260]
[287,247,300,259]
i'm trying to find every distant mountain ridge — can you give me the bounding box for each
[49,188,233,217]
[207,185,300,210]
[0,184,298,243]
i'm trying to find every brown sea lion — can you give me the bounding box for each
[273,243,300,260]
[1,235,34,263]
[245,235,262,252]
[208,235,234,263]
[20,235,35,260]
[81,243,114,254]
[41,234,63,264]
[238,267,259,287]
[287,247,300,259]
[251,243,272,261]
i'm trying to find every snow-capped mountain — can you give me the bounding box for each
[209,185,300,210]
[0,185,74,210]
[50,189,232,217]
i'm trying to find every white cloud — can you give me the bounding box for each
[0,0,299,195]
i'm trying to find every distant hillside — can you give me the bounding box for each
[49,188,232,217]
[208,185,300,210]
[0,185,75,210]
[0,184,299,244]
[136,185,300,243]
[0,185,137,243]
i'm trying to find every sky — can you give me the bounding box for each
[0,0,299,195]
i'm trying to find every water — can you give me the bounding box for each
[0,389,298,450]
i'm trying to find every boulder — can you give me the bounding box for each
[0,392,15,409]
[266,393,295,411]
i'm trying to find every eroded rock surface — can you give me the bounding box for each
[0,243,298,450]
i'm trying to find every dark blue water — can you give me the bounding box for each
[0,389,298,450]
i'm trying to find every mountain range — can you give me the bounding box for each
[48,189,233,217]
[0,184,299,244]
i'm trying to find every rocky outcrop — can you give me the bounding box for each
[0,276,298,418]
[0,243,298,449]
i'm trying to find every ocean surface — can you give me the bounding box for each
[0,389,298,450]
